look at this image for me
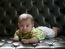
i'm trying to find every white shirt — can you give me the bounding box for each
[37,26,56,38]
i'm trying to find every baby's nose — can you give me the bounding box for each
[23,26,27,30]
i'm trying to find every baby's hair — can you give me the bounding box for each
[18,13,34,23]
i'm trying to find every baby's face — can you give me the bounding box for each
[18,19,34,33]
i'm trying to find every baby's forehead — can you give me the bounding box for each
[18,14,33,20]
[18,18,32,23]
[18,18,32,25]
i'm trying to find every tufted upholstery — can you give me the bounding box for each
[0,0,65,37]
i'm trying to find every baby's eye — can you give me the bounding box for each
[20,25,23,27]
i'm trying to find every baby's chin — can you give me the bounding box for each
[22,31,31,33]
[20,30,31,33]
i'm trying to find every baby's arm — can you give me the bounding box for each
[13,30,19,41]
[21,37,38,44]
[21,33,45,44]
[29,37,39,43]
[21,29,46,44]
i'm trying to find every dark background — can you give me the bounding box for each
[0,0,65,37]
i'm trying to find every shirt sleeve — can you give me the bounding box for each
[13,30,19,40]
[32,28,46,41]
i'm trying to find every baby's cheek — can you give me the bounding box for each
[19,28,23,31]
[28,28,32,32]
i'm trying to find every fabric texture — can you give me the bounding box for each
[37,26,56,38]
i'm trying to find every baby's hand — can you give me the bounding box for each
[21,39,29,44]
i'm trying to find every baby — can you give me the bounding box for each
[13,13,46,44]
